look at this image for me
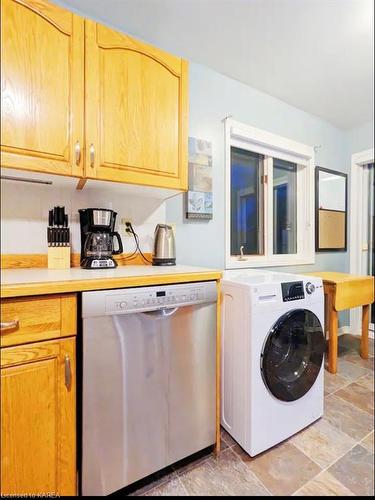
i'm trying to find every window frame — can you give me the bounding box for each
[225,119,315,269]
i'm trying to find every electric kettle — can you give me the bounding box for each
[152,224,176,266]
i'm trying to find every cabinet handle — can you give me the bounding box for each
[64,355,72,390]
[89,144,95,168]
[0,319,19,333]
[75,141,81,166]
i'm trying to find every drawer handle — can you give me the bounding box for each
[65,355,72,390]
[0,320,19,333]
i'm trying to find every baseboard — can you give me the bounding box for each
[339,325,374,340]
[338,326,351,335]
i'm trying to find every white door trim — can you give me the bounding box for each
[350,148,374,337]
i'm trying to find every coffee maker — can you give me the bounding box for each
[79,208,123,269]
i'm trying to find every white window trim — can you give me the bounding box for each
[225,119,315,269]
[349,148,375,337]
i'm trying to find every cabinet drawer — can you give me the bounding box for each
[0,294,77,347]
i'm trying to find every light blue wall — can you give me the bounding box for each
[167,63,350,274]
[345,120,374,155]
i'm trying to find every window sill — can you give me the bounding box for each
[225,256,315,269]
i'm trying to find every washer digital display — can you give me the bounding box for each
[281,281,305,301]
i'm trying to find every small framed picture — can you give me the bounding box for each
[186,138,213,220]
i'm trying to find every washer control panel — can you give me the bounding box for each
[281,281,305,302]
[305,282,316,295]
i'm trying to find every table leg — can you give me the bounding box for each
[361,304,370,360]
[325,291,331,340]
[328,308,338,374]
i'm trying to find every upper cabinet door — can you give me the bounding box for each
[1,0,84,176]
[85,21,188,190]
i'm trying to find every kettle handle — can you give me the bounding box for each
[111,232,123,255]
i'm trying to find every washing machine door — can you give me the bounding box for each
[261,309,325,402]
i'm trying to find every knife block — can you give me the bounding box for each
[48,246,71,269]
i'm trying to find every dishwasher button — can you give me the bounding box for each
[120,301,127,309]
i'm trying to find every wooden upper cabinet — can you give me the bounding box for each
[1,0,84,176]
[1,0,188,190]
[85,21,188,190]
[1,337,76,496]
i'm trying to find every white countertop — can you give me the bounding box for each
[1,265,220,286]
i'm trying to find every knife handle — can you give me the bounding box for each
[53,207,59,227]
[58,207,65,227]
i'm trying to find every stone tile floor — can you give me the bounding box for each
[125,335,374,496]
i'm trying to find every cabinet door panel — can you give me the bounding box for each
[0,337,76,496]
[1,0,84,176]
[85,21,188,190]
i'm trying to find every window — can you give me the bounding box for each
[230,148,264,256]
[273,158,297,255]
[225,120,315,268]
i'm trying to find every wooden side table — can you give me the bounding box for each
[306,272,374,374]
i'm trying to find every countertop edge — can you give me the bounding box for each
[1,271,223,298]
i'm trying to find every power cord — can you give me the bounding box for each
[125,222,153,264]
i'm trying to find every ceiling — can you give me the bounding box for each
[59,0,374,130]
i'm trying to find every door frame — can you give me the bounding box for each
[349,148,375,337]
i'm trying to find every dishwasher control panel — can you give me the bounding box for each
[106,286,205,313]
[82,281,217,318]
[82,281,218,317]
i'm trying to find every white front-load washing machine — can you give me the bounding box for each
[221,270,325,457]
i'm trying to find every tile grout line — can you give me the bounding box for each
[323,392,374,444]
[359,429,375,451]
[324,357,373,396]
[175,474,189,496]
[292,430,374,495]
[229,443,278,497]
[326,384,374,417]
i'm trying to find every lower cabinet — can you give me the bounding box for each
[0,336,76,496]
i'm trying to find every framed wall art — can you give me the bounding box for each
[186,137,213,219]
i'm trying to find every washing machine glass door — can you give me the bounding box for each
[261,309,325,402]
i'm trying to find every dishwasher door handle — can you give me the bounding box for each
[142,307,179,318]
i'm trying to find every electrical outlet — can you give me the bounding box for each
[120,218,133,236]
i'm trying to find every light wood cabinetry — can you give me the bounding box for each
[1,0,84,177]
[85,21,188,190]
[0,294,77,496]
[1,0,188,190]
[0,293,77,347]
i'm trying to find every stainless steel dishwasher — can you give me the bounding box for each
[81,281,217,496]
